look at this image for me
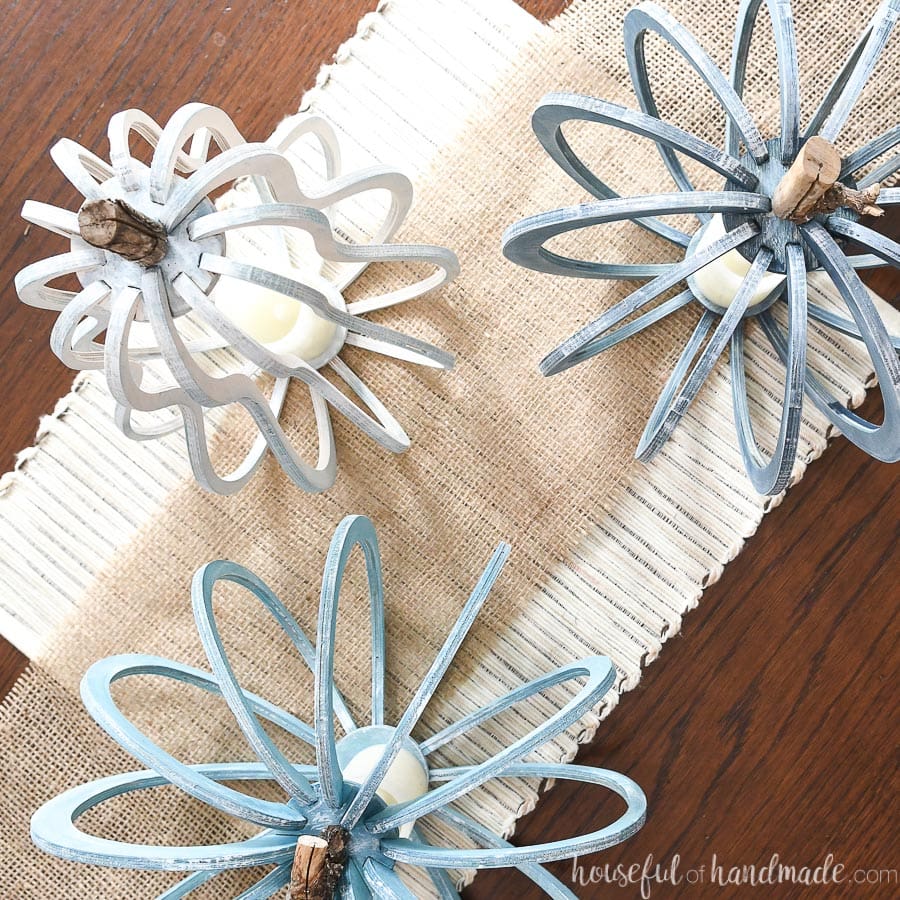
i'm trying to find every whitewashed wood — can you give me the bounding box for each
[16,104,458,495]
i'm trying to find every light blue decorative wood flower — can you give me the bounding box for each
[31,515,646,899]
[503,0,900,495]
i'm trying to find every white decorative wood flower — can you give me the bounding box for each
[16,103,458,494]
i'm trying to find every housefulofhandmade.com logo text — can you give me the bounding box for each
[571,853,898,896]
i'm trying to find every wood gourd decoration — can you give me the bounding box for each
[30,515,646,899]
[15,104,458,495]
[502,0,900,495]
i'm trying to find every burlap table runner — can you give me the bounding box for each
[1,0,895,896]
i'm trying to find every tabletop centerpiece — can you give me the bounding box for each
[31,515,646,898]
[16,104,459,495]
[503,0,900,494]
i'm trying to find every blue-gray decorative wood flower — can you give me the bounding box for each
[31,516,646,898]
[503,0,900,495]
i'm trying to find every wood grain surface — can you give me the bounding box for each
[0,2,896,898]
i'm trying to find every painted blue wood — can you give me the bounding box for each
[840,124,900,179]
[808,0,900,144]
[533,221,760,375]
[626,0,768,203]
[729,0,800,162]
[730,244,808,493]
[501,0,900,495]
[30,515,647,898]
[503,192,766,282]
[637,248,775,461]
[387,764,645,866]
[431,807,579,900]
[796,221,900,461]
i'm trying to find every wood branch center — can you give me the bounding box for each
[289,826,350,900]
[772,136,883,224]
[77,198,168,266]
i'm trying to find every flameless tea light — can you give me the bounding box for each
[212,256,347,367]
[502,0,900,495]
[337,727,430,839]
[30,515,646,898]
[690,214,786,311]
[15,103,459,495]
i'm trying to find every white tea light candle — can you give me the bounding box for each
[691,214,785,309]
[336,724,430,839]
[341,741,429,838]
[213,265,343,366]
[342,744,429,809]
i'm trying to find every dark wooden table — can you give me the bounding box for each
[0,2,896,897]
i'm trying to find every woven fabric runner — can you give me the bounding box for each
[0,0,897,896]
